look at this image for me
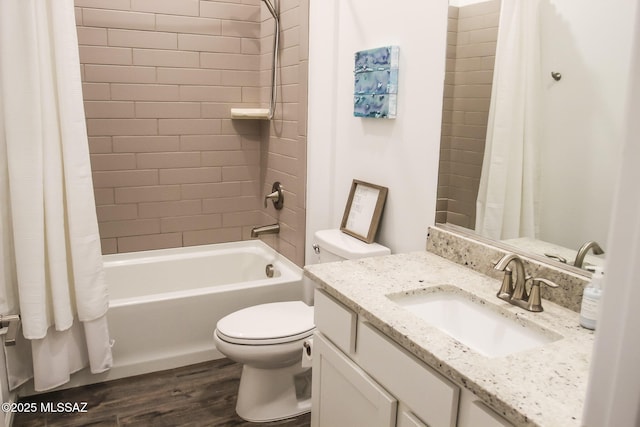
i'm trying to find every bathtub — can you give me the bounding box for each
[65,240,304,389]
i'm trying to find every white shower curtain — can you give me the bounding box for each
[475,0,542,240]
[0,0,112,391]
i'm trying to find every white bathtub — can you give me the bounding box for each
[64,240,304,389]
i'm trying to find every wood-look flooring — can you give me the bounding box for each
[12,359,311,427]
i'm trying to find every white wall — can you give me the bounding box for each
[583,1,640,424]
[306,0,449,262]
[537,0,634,250]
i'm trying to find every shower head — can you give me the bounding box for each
[261,0,278,20]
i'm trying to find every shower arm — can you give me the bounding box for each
[262,0,279,120]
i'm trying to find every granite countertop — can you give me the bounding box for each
[304,251,594,427]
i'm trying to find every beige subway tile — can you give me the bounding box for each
[179,85,241,102]
[221,20,260,38]
[201,52,259,71]
[241,38,260,55]
[82,83,111,101]
[92,170,158,188]
[453,57,483,72]
[180,182,242,199]
[77,27,108,46]
[183,227,242,246]
[137,152,201,169]
[240,87,261,103]
[113,136,180,153]
[158,119,221,135]
[201,150,258,167]
[178,34,241,53]
[279,5,299,31]
[108,29,178,49]
[135,102,201,119]
[75,0,130,9]
[220,70,260,87]
[220,119,260,136]
[84,101,135,118]
[96,204,138,221]
[111,84,181,101]
[82,9,155,31]
[222,210,261,227]
[157,15,221,36]
[452,97,491,112]
[161,214,223,233]
[117,233,183,253]
[203,196,259,213]
[221,165,255,181]
[84,65,156,83]
[459,0,500,19]
[159,167,222,184]
[90,153,137,170]
[453,84,492,99]
[100,238,117,255]
[201,103,233,119]
[87,118,158,136]
[201,3,260,21]
[88,137,112,154]
[94,188,115,205]
[157,68,222,85]
[468,27,499,44]
[278,64,300,86]
[456,42,497,59]
[131,0,199,16]
[133,49,200,68]
[139,200,202,218]
[464,111,490,126]
[99,218,160,238]
[180,135,243,151]
[115,185,181,203]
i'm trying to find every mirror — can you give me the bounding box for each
[436,0,628,271]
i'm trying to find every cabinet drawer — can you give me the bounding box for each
[314,290,357,354]
[357,321,459,427]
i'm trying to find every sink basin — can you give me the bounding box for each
[388,287,560,358]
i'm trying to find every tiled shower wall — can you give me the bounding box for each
[75,0,309,266]
[436,0,500,229]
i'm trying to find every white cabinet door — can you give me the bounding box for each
[311,332,397,427]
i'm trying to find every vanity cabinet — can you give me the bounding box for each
[312,290,513,427]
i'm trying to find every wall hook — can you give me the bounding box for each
[551,71,562,81]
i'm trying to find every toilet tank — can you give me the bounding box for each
[303,229,391,304]
[313,229,391,262]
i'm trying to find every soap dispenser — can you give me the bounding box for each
[579,267,604,330]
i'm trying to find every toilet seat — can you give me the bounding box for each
[216,301,314,345]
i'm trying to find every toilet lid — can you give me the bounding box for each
[216,301,315,345]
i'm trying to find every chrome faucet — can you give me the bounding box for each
[251,223,280,238]
[573,240,604,268]
[493,253,558,312]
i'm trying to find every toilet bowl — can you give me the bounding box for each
[213,301,315,422]
[214,229,390,422]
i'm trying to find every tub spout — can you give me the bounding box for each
[251,223,280,238]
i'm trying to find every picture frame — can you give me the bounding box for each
[340,180,388,243]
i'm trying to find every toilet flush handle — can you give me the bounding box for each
[312,244,320,254]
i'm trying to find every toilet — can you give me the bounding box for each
[213,229,390,422]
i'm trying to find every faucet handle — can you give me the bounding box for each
[526,278,559,312]
[496,268,514,301]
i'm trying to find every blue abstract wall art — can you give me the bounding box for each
[353,46,399,119]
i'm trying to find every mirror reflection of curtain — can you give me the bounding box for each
[0,0,113,391]
[475,0,542,240]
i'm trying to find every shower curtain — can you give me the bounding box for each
[475,0,542,240]
[0,0,112,391]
